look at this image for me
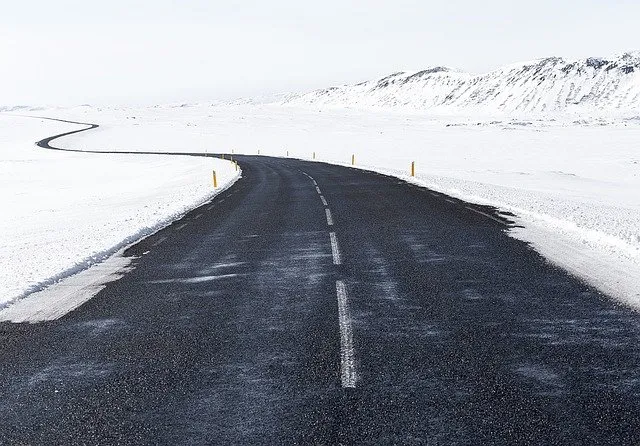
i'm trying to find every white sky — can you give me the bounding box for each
[1,0,639,106]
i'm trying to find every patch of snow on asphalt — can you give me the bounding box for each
[0,248,135,323]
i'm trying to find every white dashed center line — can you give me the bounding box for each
[325,208,334,226]
[303,171,355,388]
[175,223,188,231]
[329,232,342,265]
[194,214,202,220]
[336,280,356,388]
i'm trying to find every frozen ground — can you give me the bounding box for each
[0,114,239,308]
[49,103,640,309]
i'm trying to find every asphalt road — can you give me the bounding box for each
[0,121,639,444]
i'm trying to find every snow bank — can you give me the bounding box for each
[53,104,640,309]
[0,114,239,308]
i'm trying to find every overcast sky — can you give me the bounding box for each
[1,0,639,106]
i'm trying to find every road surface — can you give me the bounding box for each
[0,121,639,444]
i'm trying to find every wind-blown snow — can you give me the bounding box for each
[283,52,640,114]
[0,114,239,309]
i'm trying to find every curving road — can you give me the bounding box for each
[0,120,639,444]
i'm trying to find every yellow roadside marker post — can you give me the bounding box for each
[235,161,238,171]
[411,161,415,177]
[313,152,316,160]
[351,154,355,166]
[212,170,218,188]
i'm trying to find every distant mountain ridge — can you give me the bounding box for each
[282,52,640,114]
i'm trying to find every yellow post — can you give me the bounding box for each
[212,170,218,188]
[258,149,260,155]
[235,161,238,171]
[411,161,415,177]
[221,154,225,160]
[313,151,316,159]
[286,150,289,157]
[351,154,355,165]
[230,155,234,162]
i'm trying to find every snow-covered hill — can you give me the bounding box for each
[283,52,640,114]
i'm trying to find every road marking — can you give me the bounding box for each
[194,213,202,220]
[312,180,318,186]
[316,186,322,194]
[329,232,342,265]
[336,280,356,388]
[325,208,334,226]
[207,205,215,210]
[445,198,456,204]
[464,206,508,226]
[152,236,167,247]
[175,223,188,231]
[320,195,328,206]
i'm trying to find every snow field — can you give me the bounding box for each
[0,114,239,308]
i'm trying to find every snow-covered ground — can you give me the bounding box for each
[2,97,639,313]
[0,114,239,309]
[284,51,640,114]
[48,103,640,309]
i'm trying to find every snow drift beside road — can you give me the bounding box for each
[0,115,238,308]
[283,51,640,114]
